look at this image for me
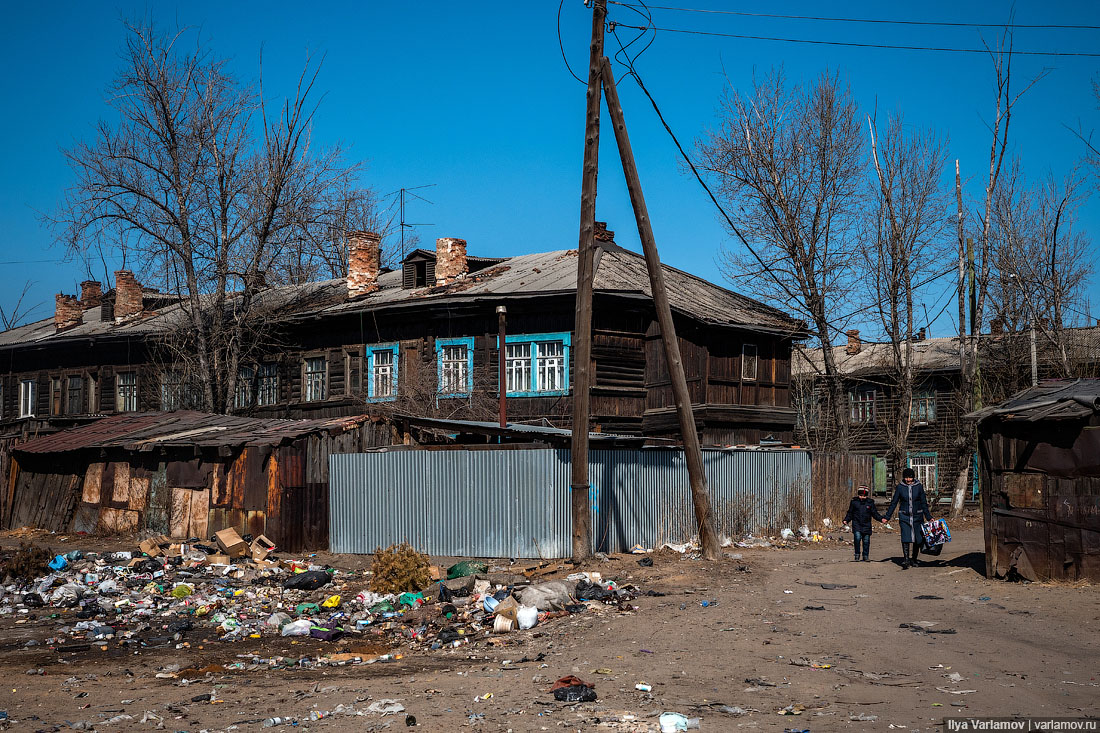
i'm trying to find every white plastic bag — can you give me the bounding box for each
[280,619,313,636]
[516,604,538,630]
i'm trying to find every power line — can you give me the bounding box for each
[609,2,1100,31]
[614,22,1100,57]
[558,0,586,84]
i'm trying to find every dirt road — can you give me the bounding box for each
[2,527,1097,731]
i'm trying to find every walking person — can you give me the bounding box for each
[844,484,886,561]
[883,467,933,569]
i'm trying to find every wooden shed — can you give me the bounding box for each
[1,411,392,552]
[970,379,1100,582]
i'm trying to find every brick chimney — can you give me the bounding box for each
[845,329,862,355]
[54,293,83,331]
[593,221,615,242]
[991,317,1004,335]
[917,327,926,341]
[114,270,143,321]
[80,280,103,309]
[434,237,468,286]
[346,231,382,298]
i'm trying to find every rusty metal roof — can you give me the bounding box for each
[968,379,1100,423]
[13,411,372,455]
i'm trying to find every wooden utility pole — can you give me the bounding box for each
[600,58,721,560]
[497,305,507,429]
[570,0,606,563]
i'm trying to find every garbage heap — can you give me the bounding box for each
[0,533,649,668]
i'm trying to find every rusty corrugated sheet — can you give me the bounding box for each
[13,411,372,455]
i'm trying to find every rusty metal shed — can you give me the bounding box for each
[970,379,1100,582]
[2,411,391,552]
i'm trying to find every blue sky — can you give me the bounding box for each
[1,1,1097,340]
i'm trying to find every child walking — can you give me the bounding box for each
[844,484,886,562]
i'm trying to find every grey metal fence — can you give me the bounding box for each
[329,447,810,557]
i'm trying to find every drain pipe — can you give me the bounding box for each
[497,305,507,430]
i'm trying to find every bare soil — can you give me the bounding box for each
[1,523,1097,731]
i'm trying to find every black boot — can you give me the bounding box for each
[901,543,911,569]
[910,541,921,566]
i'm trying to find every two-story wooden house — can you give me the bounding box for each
[0,224,806,446]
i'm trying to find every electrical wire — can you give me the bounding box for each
[559,0,587,84]
[613,22,1100,57]
[609,2,1100,31]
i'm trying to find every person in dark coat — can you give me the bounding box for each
[844,484,886,561]
[884,467,933,569]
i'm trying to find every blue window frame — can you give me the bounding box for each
[497,332,571,397]
[366,343,399,402]
[436,336,475,397]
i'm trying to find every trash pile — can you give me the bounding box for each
[0,533,652,666]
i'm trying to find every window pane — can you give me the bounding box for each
[258,363,278,406]
[536,341,564,392]
[67,376,83,415]
[742,344,758,381]
[440,344,468,394]
[849,389,875,424]
[20,380,36,417]
[372,350,394,398]
[305,357,327,401]
[117,372,137,412]
[235,367,254,409]
[505,343,531,392]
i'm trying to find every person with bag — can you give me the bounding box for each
[883,467,933,569]
[843,484,886,562]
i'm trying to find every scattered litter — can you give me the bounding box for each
[936,687,977,694]
[850,713,879,721]
[659,712,701,731]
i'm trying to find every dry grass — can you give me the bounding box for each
[1,542,52,580]
[368,542,432,593]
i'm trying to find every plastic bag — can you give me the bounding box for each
[575,581,613,602]
[517,581,574,611]
[553,685,597,702]
[282,570,331,591]
[280,619,313,636]
[516,604,538,630]
[446,560,487,579]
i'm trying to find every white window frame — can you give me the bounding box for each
[848,386,876,424]
[437,337,474,397]
[116,372,138,412]
[235,366,255,409]
[367,344,399,401]
[303,356,328,402]
[19,379,36,418]
[907,452,938,493]
[497,333,571,396]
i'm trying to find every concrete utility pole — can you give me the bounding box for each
[570,0,606,563]
[599,58,721,560]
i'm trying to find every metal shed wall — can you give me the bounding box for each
[329,447,810,557]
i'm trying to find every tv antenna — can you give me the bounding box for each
[383,185,436,261]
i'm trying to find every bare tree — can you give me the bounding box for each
[863,112,950,483]
[0,282,40,330]
[51,20,377,413]
[697,69,864,449]
[949,35,1048,516]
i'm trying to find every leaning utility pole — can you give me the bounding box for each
[570,0,606,562]
[600,58,721,560]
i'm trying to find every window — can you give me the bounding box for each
[50,377,62,416]
[235,366,255,409]
[19,379,36,418]
[437,337,474,396]
[160,372,200,411]
[498,333,571,395]
[742,343,758,381]
[304,357,327,402]
[67,376,84,415]
[257,363,279,406]
[505,343,531,393]
[367,344,398,401]
[116,372,137,412]
[87,374,98,413]
[910,389,937,423]
[907,452,938,493]
[848,386,876,424]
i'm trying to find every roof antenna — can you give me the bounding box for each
[384,185,436,261]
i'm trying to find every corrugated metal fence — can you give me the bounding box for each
[330,447,810,557]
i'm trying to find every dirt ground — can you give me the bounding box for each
[1,522,1097,732]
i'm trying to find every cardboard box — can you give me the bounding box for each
[429,565,444,582]
[215,528,249,557]
[139,535,171,557]
[250,534,276,561]
[207,554,231,565]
